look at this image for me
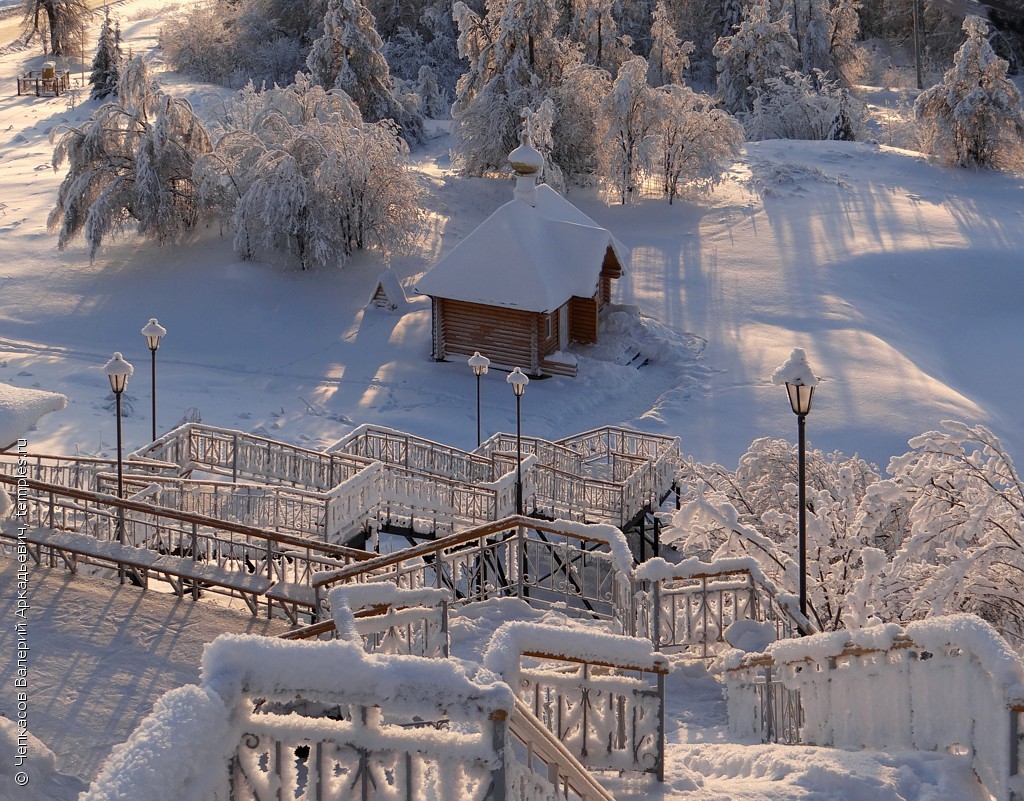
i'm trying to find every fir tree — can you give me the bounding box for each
[648,0,693,87]
[89,9,123,101]
[916,15,1024,169]
[306,0,424,143]
[713,0,798,114]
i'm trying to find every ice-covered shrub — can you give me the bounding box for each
[745,69,864,141]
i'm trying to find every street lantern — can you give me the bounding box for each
[771,348,818,627]
[104,352,133,582]
[468,352,490,448]
[506,367,529,515]
[141,318,166,442]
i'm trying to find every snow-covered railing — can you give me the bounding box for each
[325,584,450,658]
[0,473,371,618]
[374,456,525,535]
[0,451,177,491]
[314,516,636,625]
[134,423,370,491]
[482,433,587,477]
[96,472,340,540]
[81,635,611,801]
[332,423,499,483]
[485,622,667,779]
[631,557,812,658]
[508,698,618,801]
[723,615,1024,801]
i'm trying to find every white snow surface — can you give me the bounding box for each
[0,384,66,449]
[0,2,1021,800]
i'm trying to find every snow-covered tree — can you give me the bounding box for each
[21,0,91,56]
[549,60,610,177]
[196,75,422,270]
[417,65,449,117]
[915,15,1024,170]
[602,57,658,204]
[652,83,742,202]
[794,0,833,74]
[451,0,568,175]
[89,9,123,101]
[828,0,863,83]
[520,98,565,190]
[569,0,631,73]
[673,437,902,632]
[647,0,693,86]
[745,68,862,140]
[306,0,425,143]
[873,421,1024,644]
[713,0,799,114]
[48,57,211,259]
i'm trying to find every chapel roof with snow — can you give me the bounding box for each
[413,181,629,314]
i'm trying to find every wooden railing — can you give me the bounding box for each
[486,621,668,780]
[509,699,618,801]
[81,632,614,801]
[314,516,634,625]
[0,473,371,618]
[135,423,370,491]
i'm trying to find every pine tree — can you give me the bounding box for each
[89,9,123,101]
[648,0,693,86]
[306,0,424,143]
[451,0,567,175]
[915,15,1024,169]
[713,0,798,114]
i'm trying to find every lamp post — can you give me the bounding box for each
[104,352,133,582]
[468,352,490,448]
[772,348,817,625]
[141,318,166,443]
[506,367,529,515]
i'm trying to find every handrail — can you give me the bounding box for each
[313,515,628,590]
[0,473,372,562]
[509,698,617,801]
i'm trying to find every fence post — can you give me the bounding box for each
[488,711,508,801]
[657,670,666,782]
[651,580,661,650]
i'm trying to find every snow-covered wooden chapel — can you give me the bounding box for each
[413,141,628,378]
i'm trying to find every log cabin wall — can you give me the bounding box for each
[537,310,559,356]
[568,295,599,344]
[436,298,540,372]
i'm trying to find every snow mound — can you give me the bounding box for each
[0,383,67,449]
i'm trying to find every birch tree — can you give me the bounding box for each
[48,57,211,258]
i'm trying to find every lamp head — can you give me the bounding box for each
[141,318,167,352]
[468,351,490,377]
[507,367,529,397]
[104,352,134,394]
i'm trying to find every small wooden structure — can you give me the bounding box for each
[17,61,71,97]
[413,142,627,378]
[368,267,409,311]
